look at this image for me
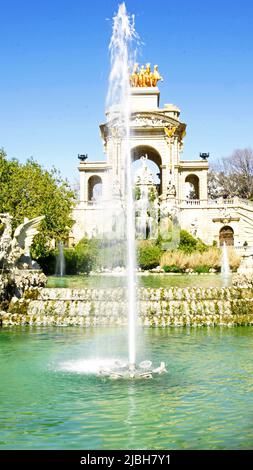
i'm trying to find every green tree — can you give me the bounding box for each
[0,149,76,258]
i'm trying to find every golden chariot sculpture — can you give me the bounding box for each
[130,63,163,88]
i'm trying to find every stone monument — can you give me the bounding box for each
[71,64,253,250]
[0,214,46,320]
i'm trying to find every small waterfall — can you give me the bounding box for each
[56,241,65,277]
[221,242,230,277]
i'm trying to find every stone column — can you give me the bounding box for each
[79,167,86,202]
[199,170,208,201]
[160,165,167,197]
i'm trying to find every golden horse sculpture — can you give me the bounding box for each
[130,63,163,87]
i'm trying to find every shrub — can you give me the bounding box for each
[137,241,162,270]
[160,247,240,272]
[37,251,57,275]
[38,237,99,275]
[178,230,207,253]
[195,240,209,253]
[178,230,198,253]
[194,265,211,274]
[64,248,78,274]
[134,186,141,200]
[163,265,184,273]
[96,239,126,269]
[75,237,99,273]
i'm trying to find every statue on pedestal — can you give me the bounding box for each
[0,214,46,313]
[130,63,163,88]
[112,178,122,199]
[166,179,176,199]
[135,155,155,186]
[190,219,198,237]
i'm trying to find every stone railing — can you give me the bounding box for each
[238,198,253,207]
[234,246,253,254]
[1,286,253,327]
[179,199,201,206]
[208,198,236,205]
[179,197,238,207]
[81,197,253,211]
[178,197,253,210]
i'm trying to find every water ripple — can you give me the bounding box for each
[1,326,253,449]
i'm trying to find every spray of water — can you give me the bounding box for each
[56,4,167,380]
[107,3,138,368]
[221,241,230,277]
[56,241,65,277]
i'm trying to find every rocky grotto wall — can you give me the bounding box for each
[1,286,253,327]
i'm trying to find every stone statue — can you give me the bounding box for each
[166,180,176,198]
[112,178,122,198]
[135,155,155,186]
[0,214,46,312]
[190,219,198,237]
[0,214,13,266]
[0,215,45,267]
[15,216,45,266]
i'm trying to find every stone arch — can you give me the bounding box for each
[88,175,102,202]
[185,174,200,199]
[219,226,234,246]
[131,145,162,194]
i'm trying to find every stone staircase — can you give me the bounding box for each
[236,198,253,247]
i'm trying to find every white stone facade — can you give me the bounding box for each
[71,86,253,250]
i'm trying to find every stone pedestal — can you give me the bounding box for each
[130,87,160,111]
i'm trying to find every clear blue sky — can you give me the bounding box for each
[0,0,252,185]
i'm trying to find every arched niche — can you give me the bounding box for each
[185,174,200,199]
[219,226,234,246]
[131,145,162,194]
[88,175,102,202]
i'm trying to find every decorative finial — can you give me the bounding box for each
[78,154,88,162]
[199,153,210,160]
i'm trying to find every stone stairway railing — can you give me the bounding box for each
[178,197,253,209]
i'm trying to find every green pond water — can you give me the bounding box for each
[47,273,232,289]
[0,326,253,450]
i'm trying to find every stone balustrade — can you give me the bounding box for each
[178,197,245,208]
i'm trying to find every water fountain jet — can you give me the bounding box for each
[101,2,167,379]
[221,241,231,287]
[56,241,65,277]
[107,2,138,373]
[81,3,167,380]
[221,241,230,276]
